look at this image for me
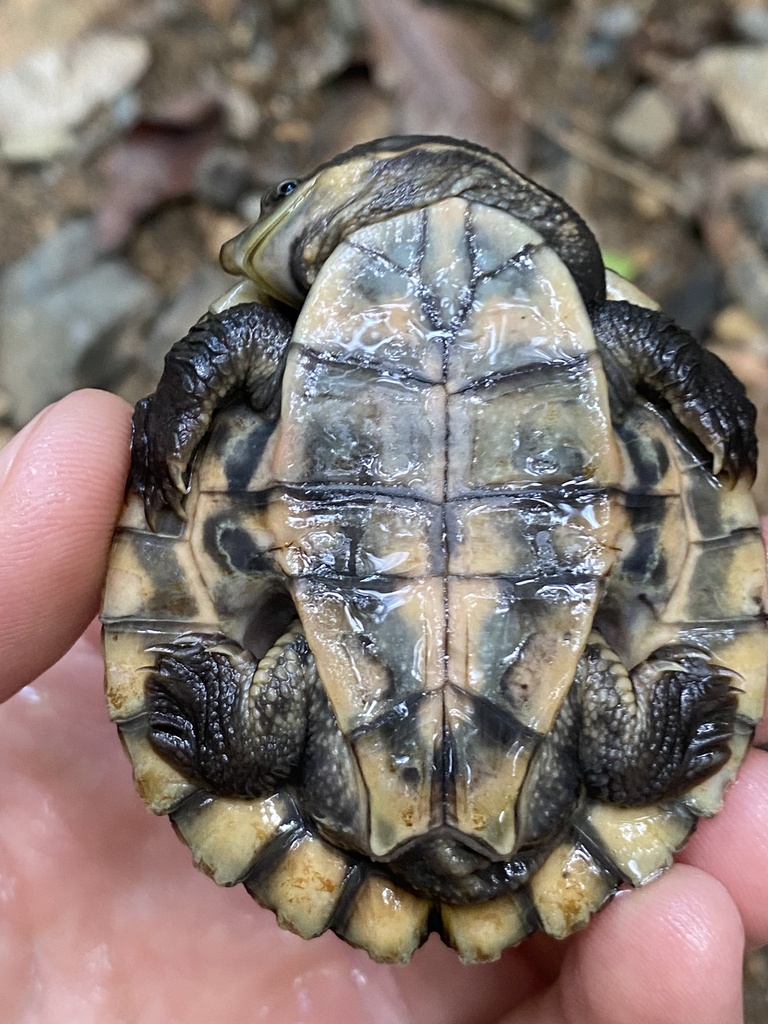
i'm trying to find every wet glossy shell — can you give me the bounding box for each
[102,202,768,963]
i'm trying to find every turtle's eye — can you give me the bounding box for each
[261,179,299,214]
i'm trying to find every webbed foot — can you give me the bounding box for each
[578,636,737,806]
[146,627,313,797]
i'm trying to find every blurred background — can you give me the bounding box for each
[0,0,767,1014]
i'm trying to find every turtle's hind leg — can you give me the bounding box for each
[576,634,737,806]
[146,624,314,797]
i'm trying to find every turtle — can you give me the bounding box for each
[101,135,768,964]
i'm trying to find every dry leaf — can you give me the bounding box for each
[359,0,525,160]
[96,101,222,250]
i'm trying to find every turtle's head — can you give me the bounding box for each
[217,134,605,311]
[218,136,519,308]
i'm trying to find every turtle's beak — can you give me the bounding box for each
[218,186,310,296]
[220,229,250,275]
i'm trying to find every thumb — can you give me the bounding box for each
[0,389,132,702]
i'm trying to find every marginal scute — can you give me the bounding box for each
[705,625,768,724]
[578,801,694,885]
[336,873,430,963]
[171,792,296,885]
[245,830,352,939]
[441,893,533,962]
[660,530,766,625]
[103,530,206,622]
[104,628,158,720]
[118,722,196,814]
[529,841,619,940]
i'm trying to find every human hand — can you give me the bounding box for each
[1,389,766,1024]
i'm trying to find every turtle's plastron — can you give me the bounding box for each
[102,135,767,963]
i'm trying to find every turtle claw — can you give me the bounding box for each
[144,631,307,797]
[162,475,189,522]
[579,637,739,805]
[168,459,189,497]
[146,632,229,659]
[128,395,193,529]
[691,393,757,490]
[146,632,254,789]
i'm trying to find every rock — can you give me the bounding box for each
[735,177,768,250]
[145,266,232,383]
[694,45,768,151]
[220,86,262,141]
[611,86,679,158]
[734,5,768,44]
[586,3,641,67]
[237,191,266,222]
[0,219,159,424]
[711,305,768,352]
[4,219,97,295]
[659,253,724,337]
[194,146,254,208]
[0,33,150,162]
[593,3,641,41]
[0,0,113,74]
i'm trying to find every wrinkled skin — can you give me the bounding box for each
[1,389,767,1024]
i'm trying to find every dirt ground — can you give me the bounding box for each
[1,0,767,1018]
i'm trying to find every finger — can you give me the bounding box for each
[678,749,768,948]
[503,865,744,1024]
[0,389,132,702]
[753,520,768,747]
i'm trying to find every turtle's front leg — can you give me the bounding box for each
[146,624,314,797]
[130,302,294,526]
[593,300,757,486]
[576,634,737,806]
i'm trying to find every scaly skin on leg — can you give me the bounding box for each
[146,624,316,797]
[593,300,757,486]
[129,302,294,525]
[576,634,737,806]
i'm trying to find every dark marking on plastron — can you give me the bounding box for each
[224,415,279,491]
[454,355,589,396]
[203,517,274,575]
[459,688,542,747]
[437,723,457,822]
[330,578,430,700]
[128,535,201,619]
[683,470,748,542]
[617,423,671,490]
[349,691,426,742]
[346,242,411,303]
[621,497,671,591]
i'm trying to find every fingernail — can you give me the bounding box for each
[0,405,54,493]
